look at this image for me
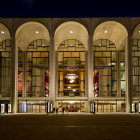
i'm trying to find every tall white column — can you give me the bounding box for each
[125,36,132,113]
[10,35,18,113]
[87,32,94,112]
[49,34,56,106]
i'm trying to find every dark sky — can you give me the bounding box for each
[0,0,139,18]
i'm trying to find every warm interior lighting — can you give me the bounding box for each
[70,31,73,33]
[1,31,4,34]
[36,31,39,34]
[69,101,75,104]
[69,79,75,83]
[120,62,124,66]
[104,30,108,33]
[65,74,78,80]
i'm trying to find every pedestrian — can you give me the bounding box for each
[56,108,58,114]
[62,107,64,114]
[53,107,55,113]
[67,106,68,114]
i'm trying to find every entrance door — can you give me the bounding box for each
[58,101,85,113]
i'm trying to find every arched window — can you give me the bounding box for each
[57,39,85,97]
[93,39,125,97]
[132,38,140,97]
[93,39,125,112]
[0,39,11,97]
[18,39,50,97]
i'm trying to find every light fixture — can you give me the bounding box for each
[111,62,115,66]
[36,31,39,34]
[67,67,77,71]
[70,31,73,34]
[42,44,45,46]
[1,31,4,34]
[69,101,75,104]
[104,30,107,33]
[73,89,76,92]
[120,62,124,66]
[65,74,78,80]
[67,86,71,89]
[69,79,75,83]
[139,31,140,33]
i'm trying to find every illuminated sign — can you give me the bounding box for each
[1,104,5,113]
[132,103,136,113]
[8,104,11,113]
[139,103,140,113]
[47,102,50,113]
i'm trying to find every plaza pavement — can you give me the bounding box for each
[0,113,140,140]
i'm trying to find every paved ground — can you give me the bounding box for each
[0,113,140,140]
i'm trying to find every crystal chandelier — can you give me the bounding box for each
[65,74,78,80]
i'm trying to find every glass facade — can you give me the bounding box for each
[0,39,11,97]
[57,39,85,97]
[132,38,140,97]
[1,18,140,114]
[57,101,86,112]
[18,100,47,113]
[93,39,125,97]
[18,39,50,97]
[94,100,125,112]
[93,39,126,112]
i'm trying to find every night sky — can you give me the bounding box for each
[0,0,139,17]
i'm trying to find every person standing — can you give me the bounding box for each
[62,107,64,114]
[53,107,55,113]
[56,108,58,114]
[67,106,68,114]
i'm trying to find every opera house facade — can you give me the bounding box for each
[0,17,140,114]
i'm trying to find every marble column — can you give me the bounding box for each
[49,34,56,106]
[10,35,18,113]
[87,32,94,112]
[125,35,133,113]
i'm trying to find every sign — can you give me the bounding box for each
[139,103,140,113]
[132,103,136,113]
[8,104,11,113]
[1,104,5,113]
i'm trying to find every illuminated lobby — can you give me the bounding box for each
[0,17,140,114]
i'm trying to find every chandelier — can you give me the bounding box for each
[65,74,78,80]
